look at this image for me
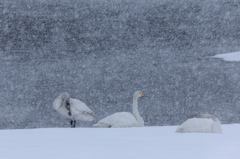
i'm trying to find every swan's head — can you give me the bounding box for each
[134,91,145,98]
[197,114,220,122]
[53,92,71,110]
[59,92,71,100]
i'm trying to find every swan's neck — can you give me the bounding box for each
[132,96,143,123]
[59,95,70,109]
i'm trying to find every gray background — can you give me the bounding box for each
[0,0,240,129]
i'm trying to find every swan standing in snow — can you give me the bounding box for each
[53,92,95,128]
[176,114,222,134]
[93,91,145,128]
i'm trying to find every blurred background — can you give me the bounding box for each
[0,0,240,129]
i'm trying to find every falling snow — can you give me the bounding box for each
[0,0,240,129]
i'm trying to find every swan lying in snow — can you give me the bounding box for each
[176,114,222,134]
[93,91,145,128]
[53,92,95,128]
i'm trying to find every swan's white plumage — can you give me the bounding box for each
[176,114,222,134]
[93,91,145,128]
[53,92,94,123]
[93,112,142,128]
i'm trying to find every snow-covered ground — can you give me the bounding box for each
[0,124,239,159]
[213,51,240,61]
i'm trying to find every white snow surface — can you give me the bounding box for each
[0,124,239,159]
[213,51,240,61]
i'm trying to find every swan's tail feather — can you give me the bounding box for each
[175,128,186,133]
[93,123,111,128]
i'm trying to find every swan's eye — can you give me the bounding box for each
[140,93,144,97]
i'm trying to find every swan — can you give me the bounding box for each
[93,91,145,128]
[176,114,222,134]
[53,92,95,128]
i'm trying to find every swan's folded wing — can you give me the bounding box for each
[93,112,138,128]
[70,98,95,121]
[176,118,215,133]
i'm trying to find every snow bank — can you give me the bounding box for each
[213,51,240,61]
[0,124,239,159]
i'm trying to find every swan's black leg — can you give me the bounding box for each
[73,120,76,128]
[70,120,76,128]
[70,120,74,128]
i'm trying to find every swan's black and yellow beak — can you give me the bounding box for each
[140,93,145,97]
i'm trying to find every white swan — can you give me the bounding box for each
[176,114,222,134]
[93,91,145,128]
[53,92,95,128]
